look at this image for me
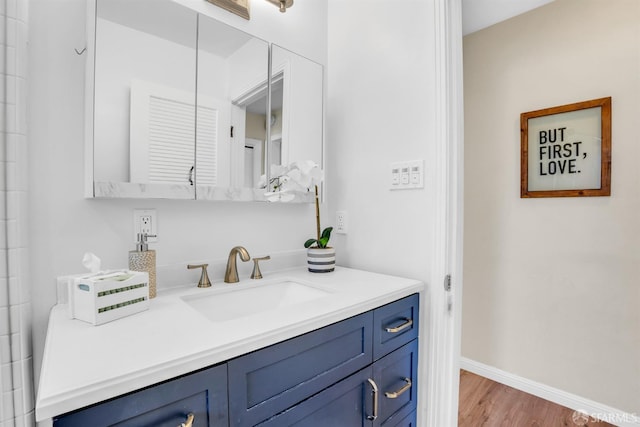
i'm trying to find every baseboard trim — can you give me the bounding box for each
[460,357,639,427]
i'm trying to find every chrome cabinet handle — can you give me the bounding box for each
[385,318,413,333]
[366,378,379,421]
[179,413,194,427]
[385,377,412,399]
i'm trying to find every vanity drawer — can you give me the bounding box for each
[53,363,228,427]
[228,311,373,427]
[254,367,372,427]
[373,293,419,360]
[252,339,418,427]
[372,340,419,427]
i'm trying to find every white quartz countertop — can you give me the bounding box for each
[35,266,423,422]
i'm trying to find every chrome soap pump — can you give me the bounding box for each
[129,233,157,298]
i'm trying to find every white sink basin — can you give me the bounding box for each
[181,280,331,323]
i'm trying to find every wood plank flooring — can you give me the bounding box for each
[458,370,614,427]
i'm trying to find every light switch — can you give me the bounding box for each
[409,160,424,188]
[390,162,402,189]
[390,160,424,190]
[401,166,410,185]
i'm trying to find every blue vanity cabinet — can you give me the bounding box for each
[371,340,419,427]
[253,339,419,427]
[388,411,417,427]
[228,311,374,426]
[254,366,373,426]
[52,363,228,427]
[229,293,420,427]
[49,293,419,427]
[373,293,419,360]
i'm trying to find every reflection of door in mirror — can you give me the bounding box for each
[197,14,269,199]
[229,76,269,191]
[269,78,284,169]
[243,138,263,188]
[92,0,198,198]
[270,45,323,176]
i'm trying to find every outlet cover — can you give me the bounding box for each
[336,211,347,234]
[133,209,157,243]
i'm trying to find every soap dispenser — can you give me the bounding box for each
[129,233,157,298]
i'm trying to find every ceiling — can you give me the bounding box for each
[462,0,555,35]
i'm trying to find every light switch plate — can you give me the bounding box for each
[390,159,424,190]
[408,159,424,189]
[390,162,403,189]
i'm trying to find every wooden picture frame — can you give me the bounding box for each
[206,0,250,20]
[520,97,611,198]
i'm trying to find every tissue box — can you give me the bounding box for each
[69,271,150,325]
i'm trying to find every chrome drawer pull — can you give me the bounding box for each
[366,378,379,421]
[385,318,413,333]
[179,413,194,427]
[385,377,412,399]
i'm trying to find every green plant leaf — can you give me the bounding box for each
[304,238,318,248]
[321,227,333,240]
[318,237,329,248]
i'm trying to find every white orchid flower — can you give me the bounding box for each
[264,160,324,200]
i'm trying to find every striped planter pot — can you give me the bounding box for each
[307,247,336,273]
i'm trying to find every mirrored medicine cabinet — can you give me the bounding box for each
[85,0,323,201]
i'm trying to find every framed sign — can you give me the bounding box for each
[520,97,611,198]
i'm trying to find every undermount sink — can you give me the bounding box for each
[181,280,331,323]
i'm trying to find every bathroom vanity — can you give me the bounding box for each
[35,267,422,426]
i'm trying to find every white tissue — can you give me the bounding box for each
[82,252,101,273]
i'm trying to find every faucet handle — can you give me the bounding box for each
[187,263,212,288]
[250,256,271,280]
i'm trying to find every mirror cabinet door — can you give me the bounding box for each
[88,2,323,201]
[269,45,324,180]
[92,0,198,198]
[195,14,269,201]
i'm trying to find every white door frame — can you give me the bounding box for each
[422,0,464,426]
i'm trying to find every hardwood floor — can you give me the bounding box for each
[458,370,614,427]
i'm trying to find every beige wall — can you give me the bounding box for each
[463,0,640,413]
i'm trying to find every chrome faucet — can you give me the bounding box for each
[224,246,250,283]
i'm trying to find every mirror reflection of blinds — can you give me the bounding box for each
[148,95,195,184]
[129,80,218,186]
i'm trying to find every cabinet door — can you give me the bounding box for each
[373,340,419,427]
[373,293,419,360]
[254,367,374,427]
[249,341,418,427]
[229,311,373,426]
[53,364,228,427]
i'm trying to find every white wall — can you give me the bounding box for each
[28,0,327,384]
[326,0,436,279]
[327,0,440,423]
[463,0,640,413]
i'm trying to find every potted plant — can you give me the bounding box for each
[263,161,335,273]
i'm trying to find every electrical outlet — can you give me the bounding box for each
[336,211,347,234]
[133,209,157,243]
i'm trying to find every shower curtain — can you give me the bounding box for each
[1,2,35,426]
